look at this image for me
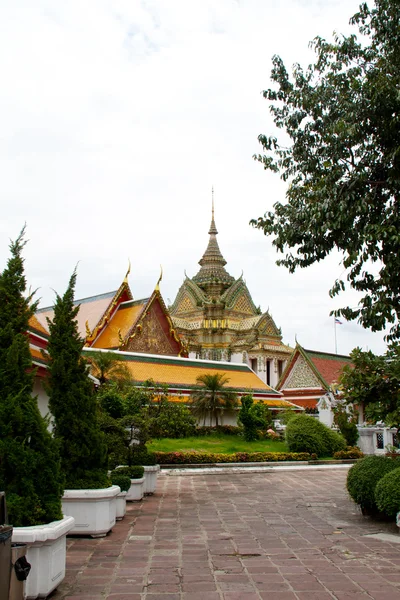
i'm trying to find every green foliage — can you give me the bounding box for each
[347,455,400,512]
[128,445,157,466]
[278,409,298,424]
[0,229,64,526]
[333,404,359,446]
[251,0,400,340]
[375,467,400,517]
[195,425,242,436]
[190,373,238,427]
[340,345,400,434]
[238,395,273,441]
[115,465,144,479]
[97,385,125,419]
[333,447,364,460]
[286,414,346,457]
[148,398,196,438]
[46,270,108,489]
[97,411,129,469]
[110,472,132,492]
[85,350,131,385]
[154,451,312,464]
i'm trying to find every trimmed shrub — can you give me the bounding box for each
[347,455,400,512]
[129,446,157,466]
[375,467,400,517]
[115,465,145,479]
[333,447,364,460]
[110,473,132,492]
[286,414,346,456]
[154,451,312,464]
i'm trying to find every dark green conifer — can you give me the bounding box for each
[0,228,63,526]
[46,270,108,488]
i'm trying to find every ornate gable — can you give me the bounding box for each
[222,279,257,315]
[175,292,197,314]
[122,291,186,356]
[283,354,323,389]
[170,278,208,316]
[256,313,281,337]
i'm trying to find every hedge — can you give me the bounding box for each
[154,451,314,464]
[347,455,400,512]
[286,414,346,456]
[375,466,400,517]
[333,447,364,460]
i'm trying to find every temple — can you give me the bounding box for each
[36,270,187,357]
[169,200,292,388]
[277,344,352,409]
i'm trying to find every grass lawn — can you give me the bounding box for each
[148,434,288,454]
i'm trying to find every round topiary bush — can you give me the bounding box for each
[110,472,132,492]
[115,465,144,479]
[375,466,400,517]
[285,414,346,456]
[347,455,400,513]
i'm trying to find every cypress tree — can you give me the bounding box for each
[0,228,63,526]
[46,270,109,488]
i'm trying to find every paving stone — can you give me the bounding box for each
[51,469,400,599]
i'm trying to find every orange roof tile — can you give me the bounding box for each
[30,346,48,365]
[92,303,145,348]
[83,349,281,396]
[28,315,49,338]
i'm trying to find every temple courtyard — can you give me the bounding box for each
[53,467,400,600]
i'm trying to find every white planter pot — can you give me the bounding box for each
[126,477,144,501]
[143,465,160,495]
[62,485,120,537]
[12,515,75,599]
[116,491,127,520]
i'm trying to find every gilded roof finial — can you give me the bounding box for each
[85,320,91,339]
[155,265,163,291]
[124,259,131,283]
[209,186,218,235]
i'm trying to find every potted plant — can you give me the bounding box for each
[45,270,119,537]
[110,472,131,519]
[0,229,75,599]
[129,446,160,495]
[115,466,145,501]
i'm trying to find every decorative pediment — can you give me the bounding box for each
[169,278,209,315]
[256,313,281,337]
[221,279,257,315]
[284,355,323,389]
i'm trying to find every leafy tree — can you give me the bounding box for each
[149,397,196,438]
[332,403,359,446]
[237,395,271,441]
[85,350,131,386]
[251,0,400,340]
[45,270,109,489]
[190,373,238,427]
[340,344,400,436]
[0,228,63,525]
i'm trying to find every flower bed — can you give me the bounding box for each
[154,451,314,464]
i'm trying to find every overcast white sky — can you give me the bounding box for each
[0,0,389,356]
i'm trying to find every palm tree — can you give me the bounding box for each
[190,373,238,427]
[85,351,131,386]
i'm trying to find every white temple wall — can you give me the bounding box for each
[32,377,52,430]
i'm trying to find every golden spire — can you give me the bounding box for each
[123,259,131,283]
[155,265,163,291]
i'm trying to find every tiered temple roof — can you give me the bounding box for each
[169,201,292,361]
[36,271,187,357]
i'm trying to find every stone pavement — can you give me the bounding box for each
[52,468,400,600]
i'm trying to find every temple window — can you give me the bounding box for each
[250,358,257,373]
[277,360,284,379]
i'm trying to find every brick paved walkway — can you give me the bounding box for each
[52,468,400,600]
